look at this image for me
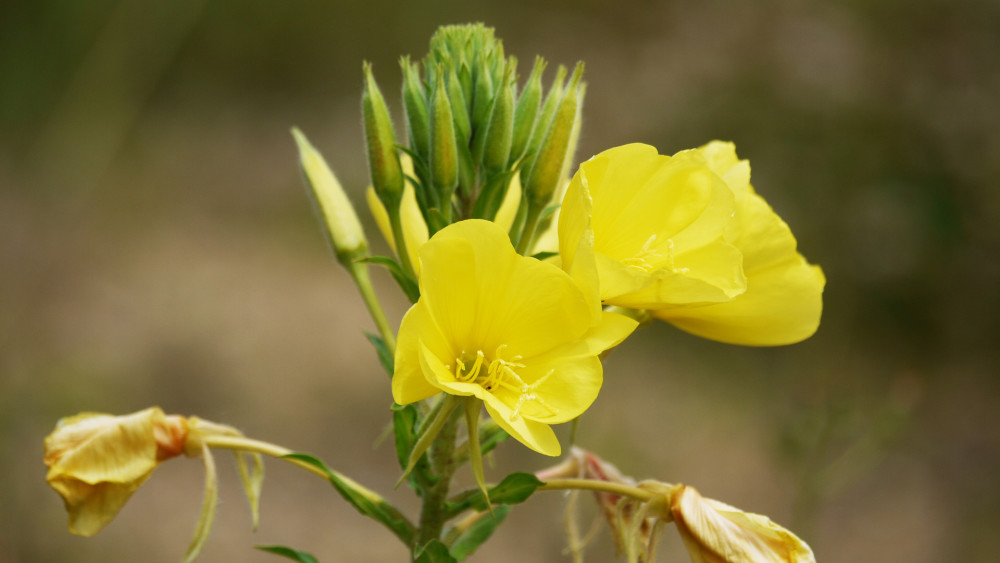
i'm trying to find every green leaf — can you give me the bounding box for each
[283,453,415,545]
[256,545,319,563]
[358,255,420,302]
[446,472,542,514]
[415,540,457,563]
[391,403,417,474]
[449,505,511,561]
[365,333,394,376]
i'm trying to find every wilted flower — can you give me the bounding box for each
[558,142,824,345]
[44,408,264,562]
[669,485,816,563]
[43,407,189,537]
[392,219,636,455]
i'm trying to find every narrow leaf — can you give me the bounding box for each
[365,333,394,376]
[449,505,511,561]
[415,540,457,563]
[447,472,543,514]
[256,545,319,563]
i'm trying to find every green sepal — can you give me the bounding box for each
[463,399,491,513]
[283,453,415,545]
[364,333,394,376]
[445,472,543,515]
[477,419,509,456]
[448,505,511,561]
[256,545,319,563]
[357,255,420,303]
[415,540,457,563]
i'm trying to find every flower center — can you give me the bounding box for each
[452,345,559,420]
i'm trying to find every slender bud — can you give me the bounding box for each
[482,61,515,173]
[470,52,495,148]
[524,62,584,206]
[524,64,567,165]
[509,57,546,165]
[400,57,431,162]
[447,69,472,144]
[430,68,459,205]
[362,62,403,206]
[292,128,368,266]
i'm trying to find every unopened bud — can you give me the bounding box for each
[430,69,459,202]
[523,62,584,206]
[482,61,515,174]
[509,57,546,165]
[292,128,368,265]
[362,62,403,206]
[400,56,430,162]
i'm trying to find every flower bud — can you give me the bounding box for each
[400,56,431,162]
[669,485,816,563]
[482,61,515,174]
[362,62,404,206]
[430,68,459,204]
[523,62,584,207]
[43,408,189,536]
[509,57,545,165]
[292,127,368,265]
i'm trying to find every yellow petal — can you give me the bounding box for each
[494,172,523,233]
[392,304,449,405]
[655,255,824,346]
[419,220,592,359]
[560,143,746,308]
[483,399,561,456]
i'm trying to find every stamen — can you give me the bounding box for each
[451,347,561,420]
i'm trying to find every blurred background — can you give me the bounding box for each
[2,0,999,561]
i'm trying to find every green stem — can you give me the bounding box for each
[415,406,462,550]
[537,478,658,503]
[348,261,396,352]
[515,200,543,255]
[389,207,417,280]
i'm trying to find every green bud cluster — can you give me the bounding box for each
[362,23,585,245]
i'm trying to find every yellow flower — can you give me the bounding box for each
[43,407,189,537]
[366,156,524,276]
[669,485,816,563]
[651,142,825,345]
[392,219,637,456]
[558,143,824,345]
